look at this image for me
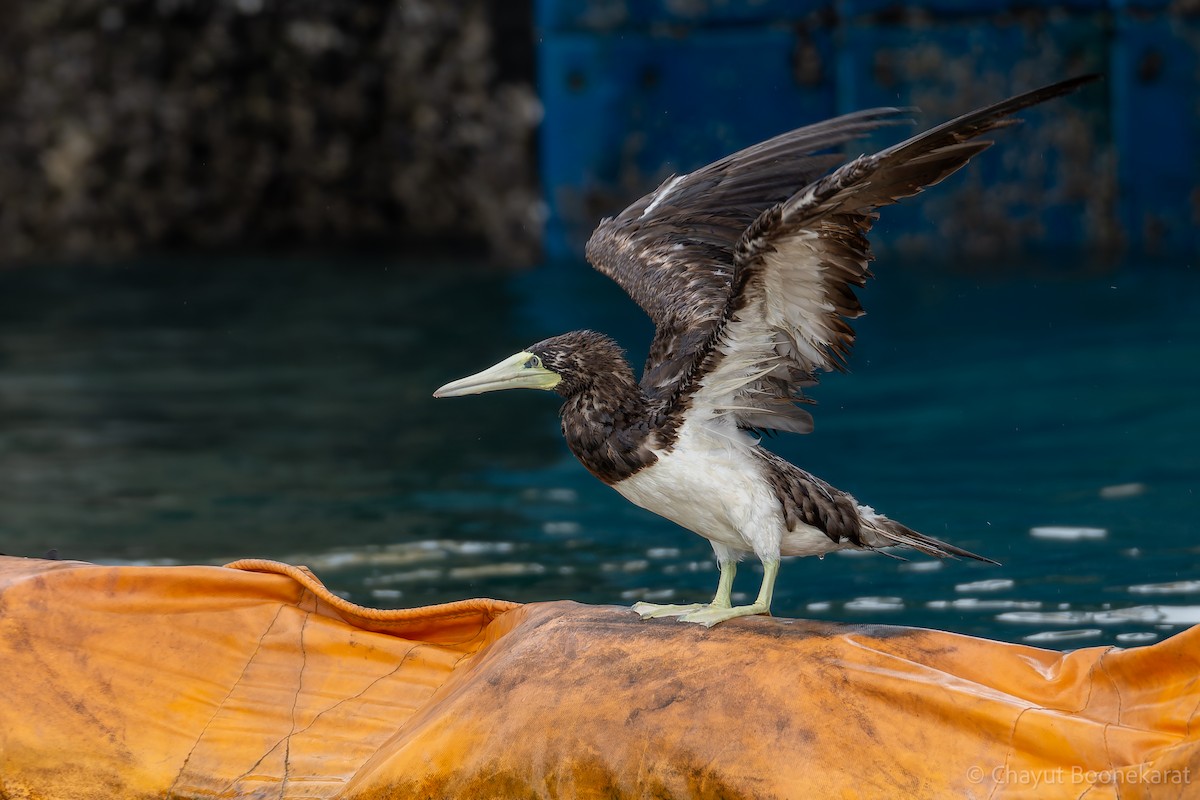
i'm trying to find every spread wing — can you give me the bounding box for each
[588,75,1098,436]
[584,109,913,402]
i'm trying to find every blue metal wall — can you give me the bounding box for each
[537,1,1199,260]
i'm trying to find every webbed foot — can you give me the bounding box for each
[631,601,705,619]
[677,602,770,628]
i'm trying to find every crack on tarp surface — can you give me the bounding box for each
[1096,646,1122,794]
[989,704,1037,800]
[444,616,496,671]
[222,605,315,797]
[1179,664,1200,741]
[1187,690,1200,740]
[348,642,475,783]
[162,573,503,799]
[166,604,288,798]
[166,604,288,796]
[279,609,309,798]
[280,641,426,748]
[343,611,515,793]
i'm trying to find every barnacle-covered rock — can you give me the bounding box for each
[0,1,539,265]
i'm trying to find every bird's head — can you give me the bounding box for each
[434,330,624,399]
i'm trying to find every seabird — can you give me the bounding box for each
[435,76,1097,627]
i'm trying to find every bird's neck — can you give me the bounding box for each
[559,367,657,485]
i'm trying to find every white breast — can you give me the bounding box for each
[611,418,844,560]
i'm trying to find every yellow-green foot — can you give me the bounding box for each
[631,601,705,619]
[677,603,770,628]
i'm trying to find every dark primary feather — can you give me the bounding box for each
[713,75,1099,434]
[587,75,1099,439]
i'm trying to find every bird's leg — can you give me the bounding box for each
[677,558,779,627]
[710,559,736,608]
[632,559,737,619]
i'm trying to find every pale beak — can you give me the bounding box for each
[434,351,561,398]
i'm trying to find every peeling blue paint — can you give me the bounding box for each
[537,0,1199,259]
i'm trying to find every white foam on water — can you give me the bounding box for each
[287,539,521,571]
[955,578,1015,593]
[363,567,444,586]
[621,588,676,602]
[1115,631,1159,645]
[602,559,649,573]
[1128,580,1200,595]
[899,560,943,573]
[1023,629,1102,644]
[927,599,1042,611]
[369,588,404,601]
[1110,606,1200,625]
[543,487,579,503]
[663,560,712,575]
[451,540,516,555]
[844,596,905,612]
[998,605,1200,626]
[997,610,1091,624]
[448,562,546,579]
[806,601,832,611]
[1029,526,1107,540]
[1099,482,1146,499]
[97,557,183,567]
[646,547,681,559]
[311,552,362,569]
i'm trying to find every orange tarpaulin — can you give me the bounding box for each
[0,555,1196,799]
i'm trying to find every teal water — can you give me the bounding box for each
[0,255,1197,649]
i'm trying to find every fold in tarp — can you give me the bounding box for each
[0,555,1196,799]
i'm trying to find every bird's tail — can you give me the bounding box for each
[863,513,1000,565]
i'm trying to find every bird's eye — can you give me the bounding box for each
[524,355,542,369]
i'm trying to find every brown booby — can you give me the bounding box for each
[435,75,1097,626]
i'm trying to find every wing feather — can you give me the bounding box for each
[584,75,1099,436]
[688,76,1099,433]
[584,109,914,402]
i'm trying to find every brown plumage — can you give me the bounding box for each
[528,331,657,485]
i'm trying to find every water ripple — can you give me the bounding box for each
[999,606,1200,626]
[1023,629,1102,644]
[845,597,905,612]
[954,578,1014,592]
[1128,580,1200,595]
[1029,526,1107,541]
[928,599,1041,611]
